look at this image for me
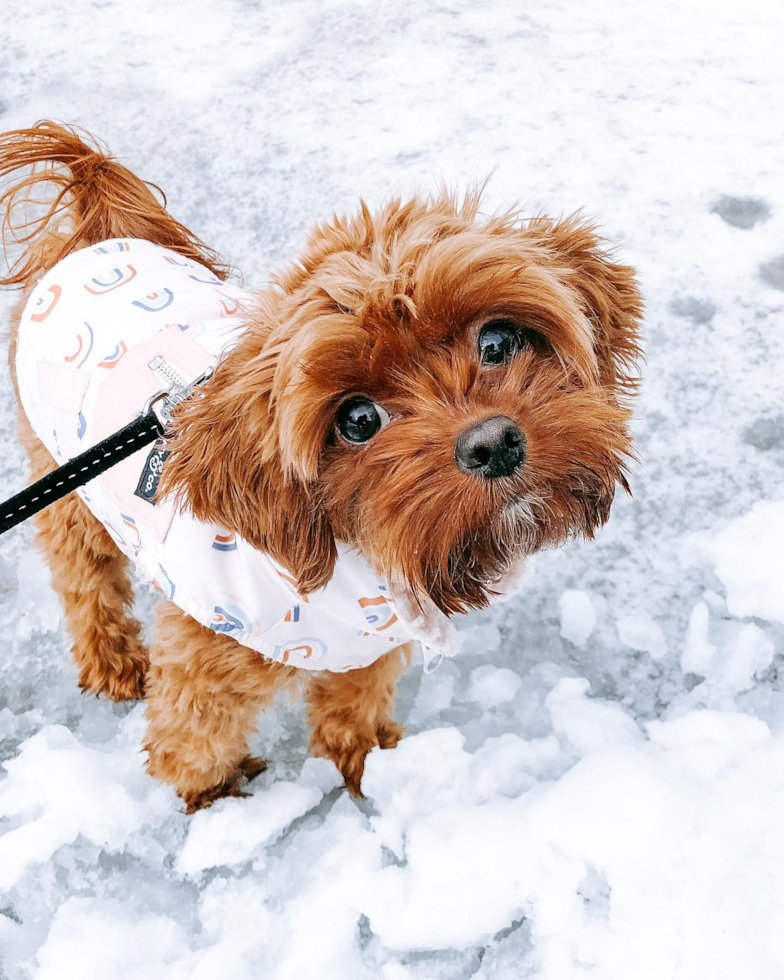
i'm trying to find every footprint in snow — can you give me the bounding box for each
[742,416,784,452]
[669,296,716,324]
[759,255,784,292]
[711,195,771,230]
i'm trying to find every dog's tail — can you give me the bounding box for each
[0,119,228,288]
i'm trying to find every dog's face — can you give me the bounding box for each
[163,192,642,614]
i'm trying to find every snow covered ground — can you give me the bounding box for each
[1,0,784,976]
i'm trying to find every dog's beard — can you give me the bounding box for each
[319,364,631,616]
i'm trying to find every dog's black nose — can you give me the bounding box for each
[455,416,526,479]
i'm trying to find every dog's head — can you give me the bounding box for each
[162,191,642,614]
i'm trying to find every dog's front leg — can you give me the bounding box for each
[144,601,298,813]
[306,645,410,796]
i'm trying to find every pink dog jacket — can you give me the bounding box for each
[15,238,448,672]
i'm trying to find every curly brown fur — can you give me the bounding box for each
[143,601,299,811]
[1,121,643,809]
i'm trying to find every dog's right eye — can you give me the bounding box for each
[478,320,520,365]
[336,397,390,444]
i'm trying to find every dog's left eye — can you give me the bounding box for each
[478,320,520,365]
[336,397,391,444]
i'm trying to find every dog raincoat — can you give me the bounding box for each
[15,238,451,672]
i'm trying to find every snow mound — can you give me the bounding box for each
[559,590,597,647]
[702,500,784,623]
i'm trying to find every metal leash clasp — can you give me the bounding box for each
[142,360,216,429]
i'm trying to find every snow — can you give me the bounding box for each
[699,500,784,623]
[466,665,523,707]
[2,0,784,977]
[681,600,717,677]
[35,899,193,980]
[616,611,667,661]
[559,590,597,647]
[176,759,341,875]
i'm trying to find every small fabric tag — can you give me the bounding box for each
[133,441,169,504]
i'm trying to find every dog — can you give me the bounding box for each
[0,121,642,812]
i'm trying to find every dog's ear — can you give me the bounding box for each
[530,215,644,391]
[159,306,337,594]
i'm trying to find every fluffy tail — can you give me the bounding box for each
[0,119,228,288]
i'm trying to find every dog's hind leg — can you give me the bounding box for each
[144,601,299,813]
[21,416,149,701]
[306,645,410,796]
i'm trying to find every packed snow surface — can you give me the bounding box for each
[2,1,784,977]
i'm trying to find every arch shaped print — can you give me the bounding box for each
[93,241,130,254]
[212,531,237,552]
[84,265,137,294]
[97,342,128,369]
[64,322,94,368]
[132,289,175,312]
[30,285,62,322]
[358,595,398,631]
[277,637,328,665]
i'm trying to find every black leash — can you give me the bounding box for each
[0,362,214,537]
[0,411,163,535]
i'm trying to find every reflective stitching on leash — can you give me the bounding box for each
[1,419,161,528]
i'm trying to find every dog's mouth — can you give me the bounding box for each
[324,422,624,617]
[378,448,621,616]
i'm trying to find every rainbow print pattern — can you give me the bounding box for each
[84,265,138,294]
[132,289,175,312]
[97,341,128,369]
[359,595,399,631]
[274,637,328,666]
[64,322,94,368]
[212,531,238,552]
[30,285,62,322]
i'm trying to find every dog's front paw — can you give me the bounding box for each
[78,635,149,702]
[182,780,251,815]
[310,719,405,796]
[376,719,405,750]
[237,754,268,781]
[179,756,267,814]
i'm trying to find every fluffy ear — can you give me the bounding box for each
[159,315,337,594]
[530,215,644,391]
